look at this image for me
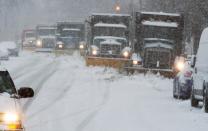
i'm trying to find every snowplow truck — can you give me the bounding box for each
[85,13,132,68]
[56,22,84,54]
[22,29,36,50]
[35,25,57,52]
[125,12,184,77]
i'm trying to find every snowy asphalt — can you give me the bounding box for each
[1,51,208,131]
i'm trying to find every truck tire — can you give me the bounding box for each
[191,89,198,107]
[204,84,208,113]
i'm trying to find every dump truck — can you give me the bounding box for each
[125,12,184,77]
[22,29,36,50]
[35,25,57,52]
[85,13,132,68]
[56,22,84,54]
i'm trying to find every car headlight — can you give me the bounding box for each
[36,40,42,46]
[176,62,185,71]
[3,113,19,123]
[123,51,129,58]
[79,44,84,49]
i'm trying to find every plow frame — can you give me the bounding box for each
[124,66,176,78]
[86,56,131,69]
[54,48,77,56]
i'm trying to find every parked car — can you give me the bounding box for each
[191,27,208,113]
[0,50,9,61]
[0,68,34,131]
[8,48,19,57]
[173,62,193,99]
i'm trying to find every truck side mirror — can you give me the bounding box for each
[18,87,34,98]
[191,56,196,68]
[195,67,197,74]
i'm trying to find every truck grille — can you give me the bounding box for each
[100,44,121,56]
[42,38,55,48]
[144,48,172,69]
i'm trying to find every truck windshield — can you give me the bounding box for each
[25,32,35,38]
[93,37,127,47]
[94,27,126,37]
[38,29,56,36]
[143,26,177,40]
[60,30,80,37]
[0,72,16,95]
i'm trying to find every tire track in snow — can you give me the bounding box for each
[26,81,111,130]
[12,58,44,80]
[26,59,77,119]
[75,81,111,131]
[22,60,59,112]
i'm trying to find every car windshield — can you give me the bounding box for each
[0,72,16,95]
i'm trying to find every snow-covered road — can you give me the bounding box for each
[1,51,208,131]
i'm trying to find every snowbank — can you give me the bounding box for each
[0,41,17,53]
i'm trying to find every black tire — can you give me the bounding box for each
[191,90,198,107]
[173,79,177,99]
[204,86,208,113]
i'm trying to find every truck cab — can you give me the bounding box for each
[35,25,57,52]
[128,12,184,77]
[0,69,34,131]
[22,29,36,49]
[56,22,84,52]
[85,13,132,68]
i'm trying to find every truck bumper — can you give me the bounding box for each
[35,48,54,53]
[54,48,76,55]
[86,56,131,69]
[23,47,36,51]
[124,66,176,78]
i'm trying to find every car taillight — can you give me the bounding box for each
[184,71,192,77]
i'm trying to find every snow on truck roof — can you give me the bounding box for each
[38,27,57,30]
[142,21,178,28]
[63,28,80,31]
[94,23,127,28]
[144,43,173,49]
[94,36,127,41]
[144,38,174,43]
[92,13,130,17]
[141,11,181,17]
[101,39,122,45]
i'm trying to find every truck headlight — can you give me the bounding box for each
[123,51,129,58]
[92,50,98,55]
[3,113,19,123]
[133,60,138,65]
[79,44,84,49]
[58,44,63,48]
[176,62,185,71]
[36,40,42,46]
